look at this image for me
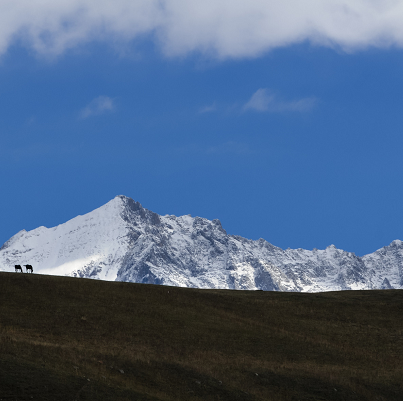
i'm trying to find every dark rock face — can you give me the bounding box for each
[121,196,161,227]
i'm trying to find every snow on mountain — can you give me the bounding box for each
[1,195,402,292]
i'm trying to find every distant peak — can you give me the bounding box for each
[381,277,394,290]
[111,195,143,210]
[112,195,131,204]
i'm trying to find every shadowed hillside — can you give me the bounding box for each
[0,272,402,400]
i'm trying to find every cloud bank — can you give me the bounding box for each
[2,1,403,59]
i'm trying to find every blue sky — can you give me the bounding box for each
[1,1,403,256]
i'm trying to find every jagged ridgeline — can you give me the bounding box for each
[0,195,402,292]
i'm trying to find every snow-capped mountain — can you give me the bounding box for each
[1,195,402,292]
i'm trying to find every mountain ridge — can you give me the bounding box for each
[1,195,402,292]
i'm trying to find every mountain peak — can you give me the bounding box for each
[389,239,403,248]
[0,196,402,292]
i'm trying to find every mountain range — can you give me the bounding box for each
[1,195,402,292]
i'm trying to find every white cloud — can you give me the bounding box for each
[1,1,403,59]
[243,89,316,112]
[80,96,115,118]
[199,102,218,114]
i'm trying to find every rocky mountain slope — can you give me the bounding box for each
[1,195,402,292]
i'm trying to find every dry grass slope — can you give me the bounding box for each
[0,272,402,400]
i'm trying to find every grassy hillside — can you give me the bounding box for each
[0,272,402,400]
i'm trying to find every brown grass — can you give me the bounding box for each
[0,272,402,400]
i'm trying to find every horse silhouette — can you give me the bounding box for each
[15,265,23,273]
[24,264,33,273]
